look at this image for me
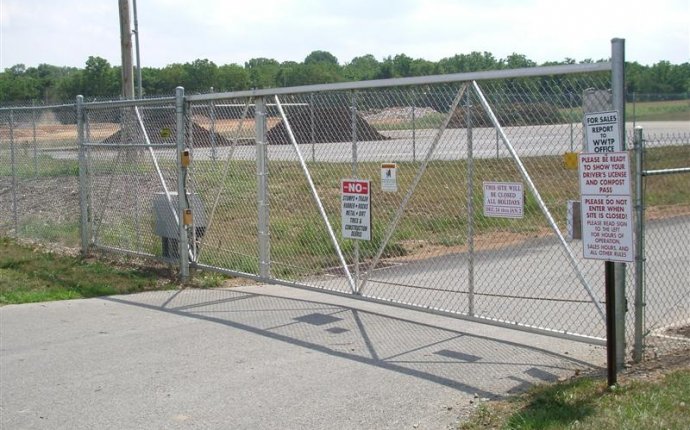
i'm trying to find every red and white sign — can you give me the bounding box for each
[578,151,634,263]
[579,152,631,196]
[483,182,524,219]
[341,179,371,240]
[581,195,634,262]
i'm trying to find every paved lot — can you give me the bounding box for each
[1,285,603,430]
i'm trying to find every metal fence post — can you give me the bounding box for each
[351,90,360,289]
[310,92,316,163]
[411,93,416,162]
[210,87,217,162]
[611,37,627,370]
[633,126,646,362]
[466,89,475,316]
[256,97,271,278]
[31,100,38,177]
[77,96,90,254]
[9,109,18,237]
[175,87,190,280]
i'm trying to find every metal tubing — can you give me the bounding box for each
[210,91,217,161]
[643,167,690,176]
[77,96,90,254]
[473,80,606,321]
[274,95,357,293]
[31,100,37,177]
[187,62,612,102]
[633,126,645,362]
[606,260,618,386]
[256,97,271,278]
[411,94,416,162]
[175,87,189,280]
[358,84,468,295]
[467,90,475,316]
[9,109,18,237]
[310,93,316,163]
[611,37,627,370]
[351,91,360,290]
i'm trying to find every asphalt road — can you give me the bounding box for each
[1,286,603,430]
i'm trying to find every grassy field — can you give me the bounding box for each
[628,98,690,122]
[460,359,690,429]
[0,237,173,304]
[2,143,688,279]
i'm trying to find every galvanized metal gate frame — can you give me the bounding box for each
[186,57,620,345]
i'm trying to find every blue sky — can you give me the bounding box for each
[1,0,688,69]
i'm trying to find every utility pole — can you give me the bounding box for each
[119,0,134,99]
[133,0,143,99]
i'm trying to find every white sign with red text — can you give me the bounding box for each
[578,151,634,263]
[341,179,371,240]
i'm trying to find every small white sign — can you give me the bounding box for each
[579,152,631,196]
[341,179,371,240]
[584,110,621,153]
[381,163,397,192]
[483,182,524,219]
[581,195,634,262]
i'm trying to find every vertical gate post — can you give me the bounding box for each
[32,100,38,178]
[466,89,475,316]
[256,97,271,278]
[9,109,18,238]
[611,37,627,370]
[633,126,646,362]
[77,96,90,255]
[175,86,190,280]
[351,91,360,288]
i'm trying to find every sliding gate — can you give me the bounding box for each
[181,60,620,343]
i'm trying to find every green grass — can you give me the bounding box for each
[629,99,690,122]
[460,368,690,429]
[0,237,173,305]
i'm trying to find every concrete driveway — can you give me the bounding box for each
[1,284,603,430]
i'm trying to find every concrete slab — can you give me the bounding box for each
[1,285,604,430]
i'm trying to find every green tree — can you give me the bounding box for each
[343,54,381,81]
[82,56,116,97]
[216,64,250,91]
[245,58,280,88]
[304,50,339,66]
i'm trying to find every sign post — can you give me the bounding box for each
[579,148,633,387]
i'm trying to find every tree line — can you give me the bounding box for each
[1,50,688,104]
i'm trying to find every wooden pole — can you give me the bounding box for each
[118,0,134,99]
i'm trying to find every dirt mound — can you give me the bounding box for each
[101,109,230,147]
[266,106,389,144]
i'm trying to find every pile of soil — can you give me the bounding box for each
[100,108,230,147]
[266,106,389,144]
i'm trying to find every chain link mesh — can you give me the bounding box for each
[0,104,80,247]
[639,131,690,355]
[2,66,688,352]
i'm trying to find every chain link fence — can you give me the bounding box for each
[635,129,690,357]
[0,104,80,248]
[1,61,689,359]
